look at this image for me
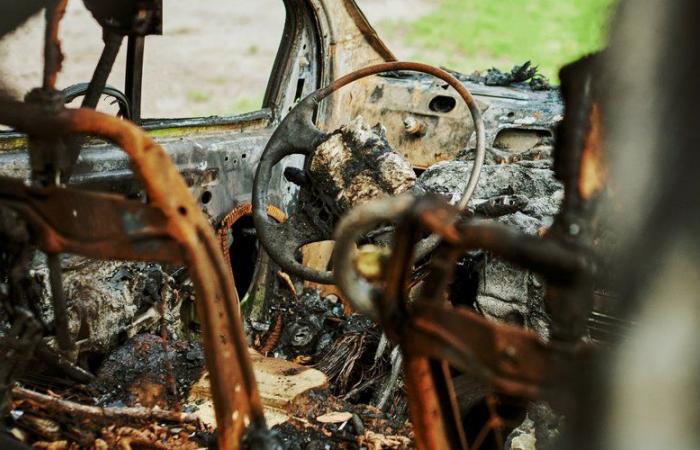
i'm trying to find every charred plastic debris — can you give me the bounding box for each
[0,2,619,450]
[453,61,552,91]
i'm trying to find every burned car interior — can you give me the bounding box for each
[0,0,695,449]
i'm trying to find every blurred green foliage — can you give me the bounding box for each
[387,0,616,82]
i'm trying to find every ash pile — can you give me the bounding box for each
[415,148,562,339]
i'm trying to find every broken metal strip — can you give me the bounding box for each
[403,356,467,450]
[391,225,468,449]
[0,176,182,263]
[382,212,467,450]
[81,31,124,110]
[336,195,468,449]
[28,0,75,358]
[42,0,68,90]
[0,100,265,449]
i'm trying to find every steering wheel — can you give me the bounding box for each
[253,61,486,284]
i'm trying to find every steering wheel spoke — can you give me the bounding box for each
[263,208,334,284]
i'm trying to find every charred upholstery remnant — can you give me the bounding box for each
[23,257,192,358]
[30,258,148,351]
[309,116,415,214]
[417,157,563,338]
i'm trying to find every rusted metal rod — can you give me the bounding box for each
[42,0,68,90]
[81,31,123,109]
[46,253,72,352]
[13,387,200,424]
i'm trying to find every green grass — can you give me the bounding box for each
[230,96,262,115]
[187,90,211,103]
[388,0,617,82]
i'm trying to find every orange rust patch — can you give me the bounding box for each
[128,380,167,409]
[578,102,607,199]
[218,203,286,271]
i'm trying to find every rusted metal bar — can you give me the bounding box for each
[46,253,72,352]
[334,192,594,449]
[125,35,145,124]
[546,56,605,343]
[380,212,467,449]
[42,0,68,90]
[35,1,72,346]
[403,356,467,450]
[81,31,123,109]
[0,176,182,263]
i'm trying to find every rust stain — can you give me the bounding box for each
[44,0,68,89]
[578,102,607,199]
[403,356,467,450]
[259,314,283,356]
[218,202,286,273]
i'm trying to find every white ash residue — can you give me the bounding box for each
[310,116,416,213]
[27,255,187,357]
[416,157,564,339]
